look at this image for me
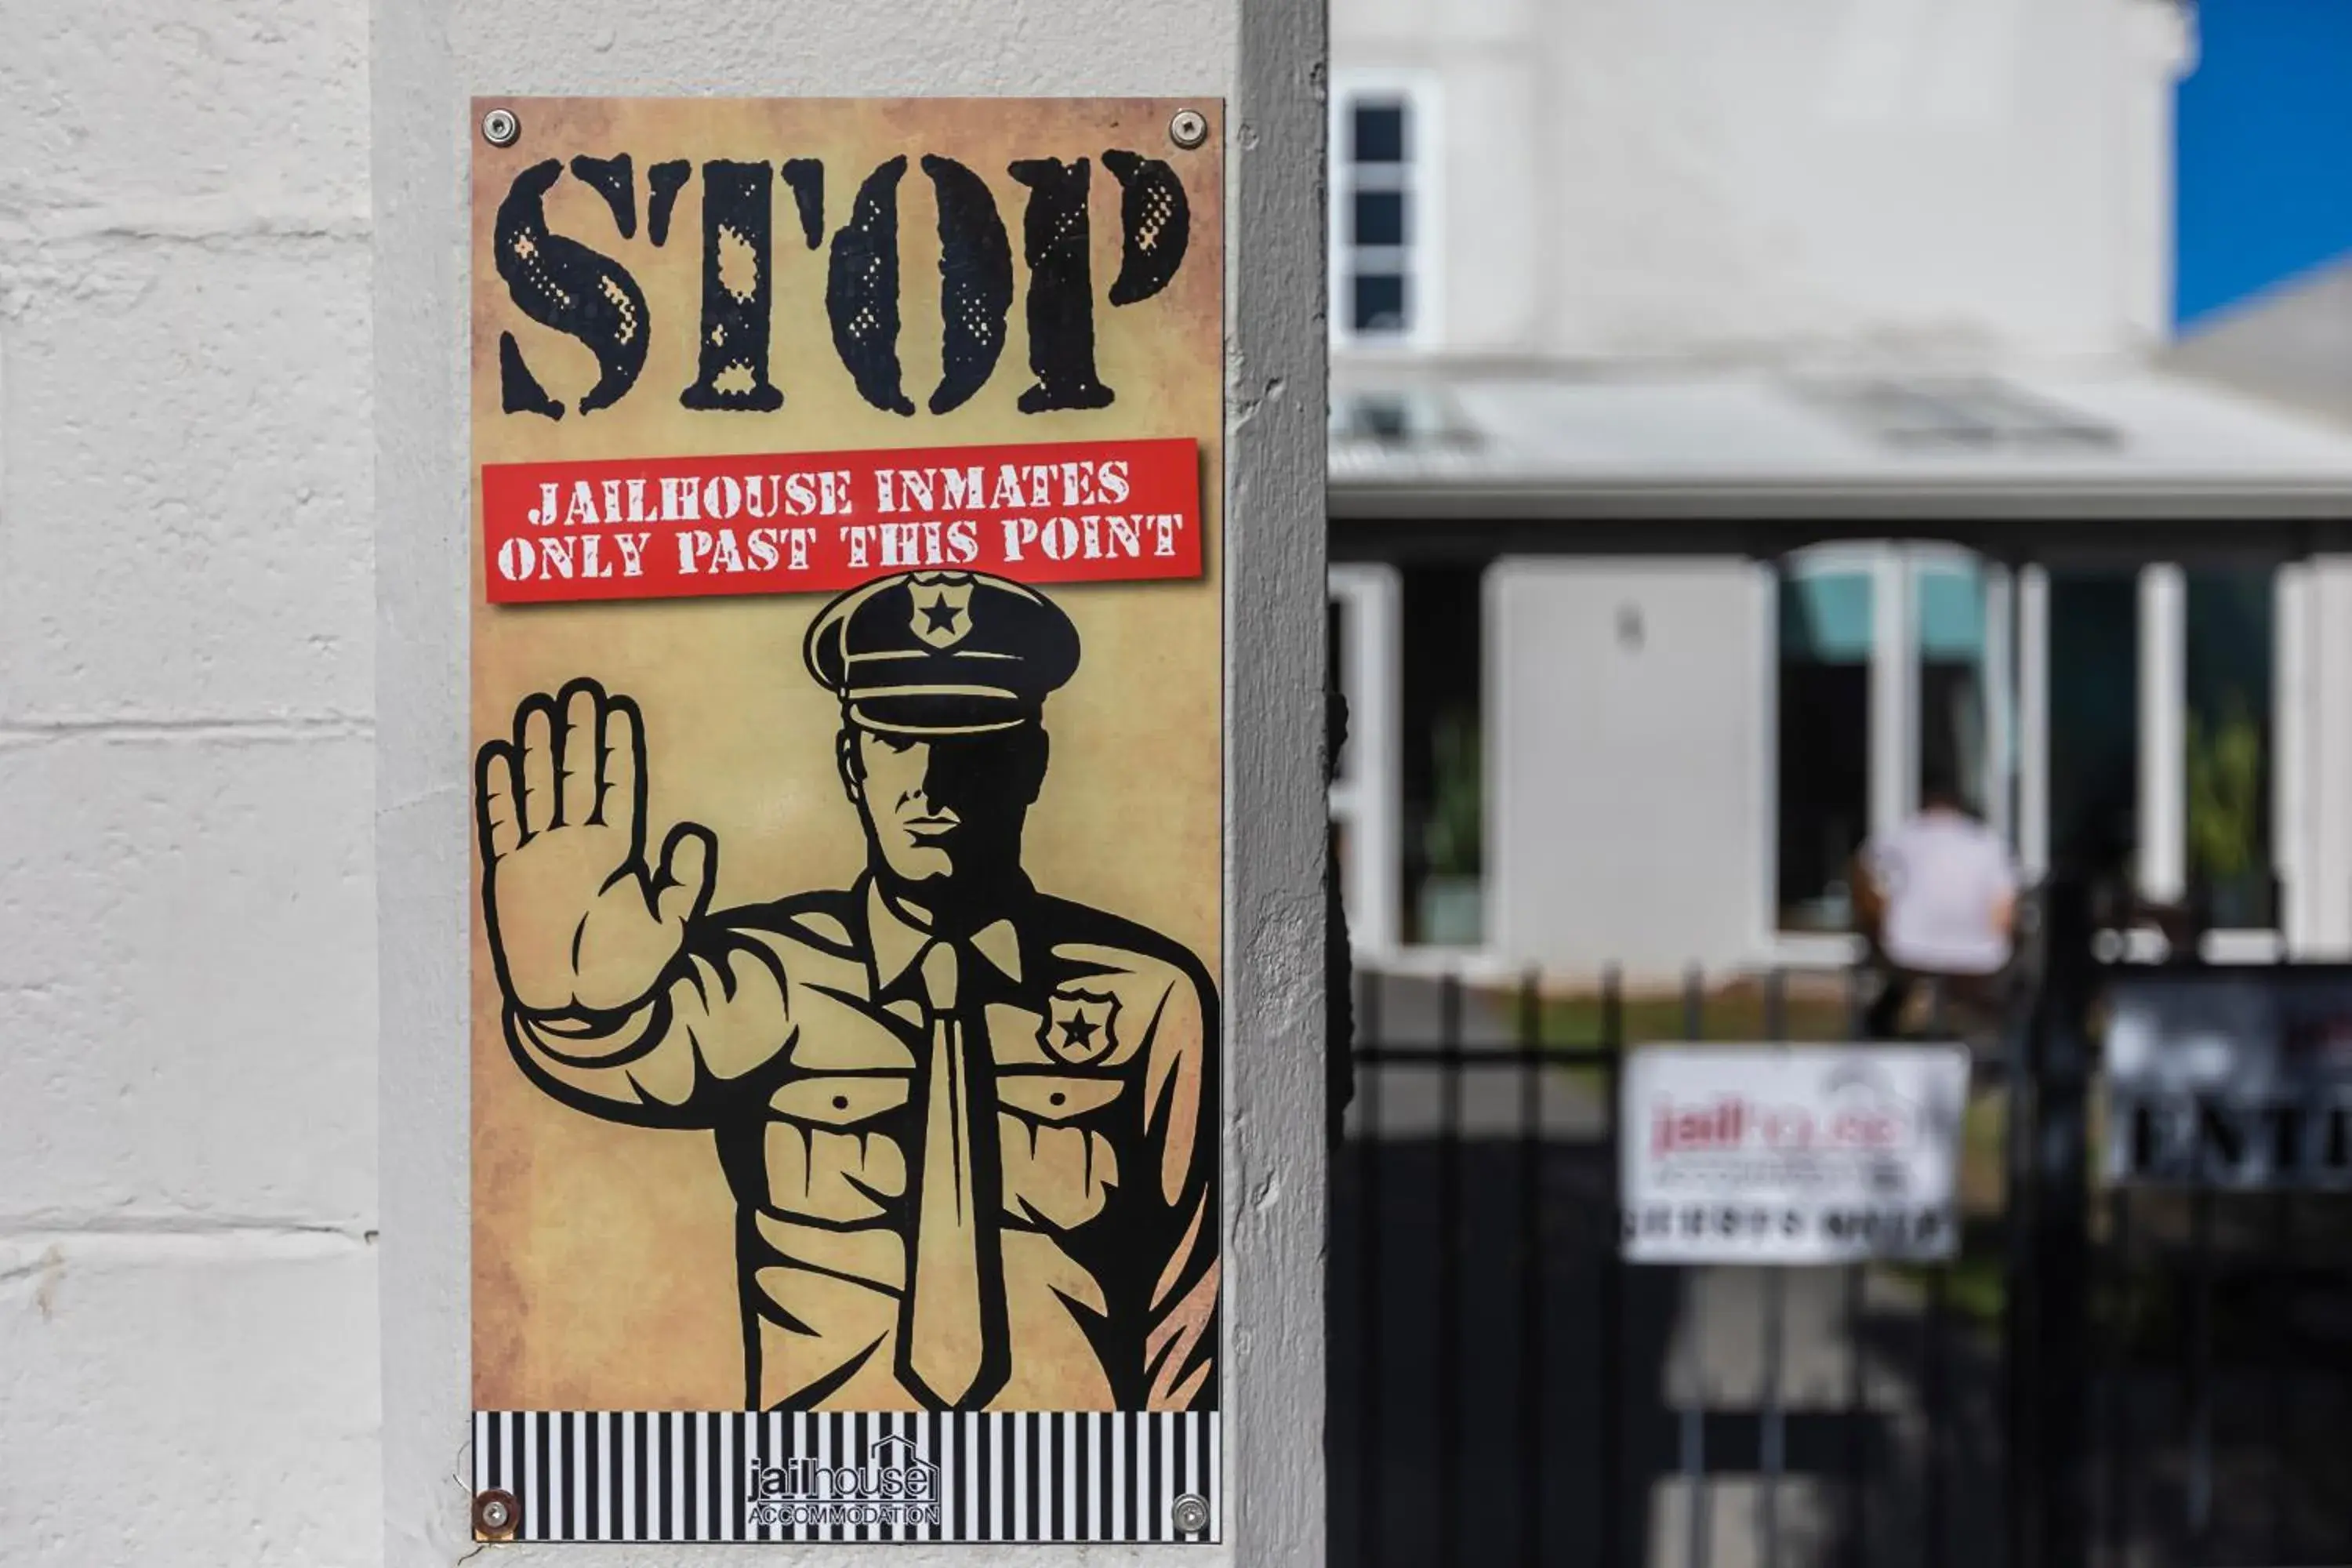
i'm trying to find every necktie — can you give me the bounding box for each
[907,939,988,1405]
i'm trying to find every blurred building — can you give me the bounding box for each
[1326,0,2352,982]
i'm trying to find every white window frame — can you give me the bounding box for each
[2140,563,2187,904]
[1760,543,2020,967]
[1957,559,2290,953]
[1328,69,1443,351]
[1328,564,1403,958]
[2140,561,2289,949]
[2276,562,2312,955]
[1758,544,1881,967]
[1912,542,2016,850]
[2019,564,2050,878]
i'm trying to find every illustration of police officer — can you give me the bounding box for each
[474,571,1218,1414]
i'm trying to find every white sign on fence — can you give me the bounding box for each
[2105,971,2352,1190]
[1621,1044,1970,1265]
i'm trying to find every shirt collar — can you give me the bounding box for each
[865,877,1024,994]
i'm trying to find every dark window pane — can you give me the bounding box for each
[1777,570,1872,931]
[2186,568,2274,924]
[1399,564,1482,945]
[1350,271,1407,333]
[2048,570,2140,869]
[1350,101,1407,164]
[1351,189,1407,247]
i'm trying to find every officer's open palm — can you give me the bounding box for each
[476,678,715,1016]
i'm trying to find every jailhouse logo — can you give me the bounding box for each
[1648,1062,1915,1159]
[746,1434,942,1529]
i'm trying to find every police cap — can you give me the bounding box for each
[804,570,1081,735]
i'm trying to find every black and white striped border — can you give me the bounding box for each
[471,1410,1221,1544]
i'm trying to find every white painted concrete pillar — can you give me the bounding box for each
[1984,564,2016,849]
[2275,563,2313,953]
[2019,565,2051,878]
[372,5,1328,1566]
[2138,562,2186,901]
[1868,544,1915,840]
[1330,564,1403,957]
[2297,558,2352,956]
[1487,558,1765,980]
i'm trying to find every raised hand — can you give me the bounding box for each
[475,678,715,1017]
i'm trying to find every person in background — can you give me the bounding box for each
[1852,764,2019,1038]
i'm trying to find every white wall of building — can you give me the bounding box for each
[1488,559,1766,977]
[1335,0,2188,365]
[0,2,381,1563]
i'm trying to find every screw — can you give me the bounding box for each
[474,1488,519,1541]
[481,107,521,148]
[1168,108,1209,151]
[1171,1492,1211,1534]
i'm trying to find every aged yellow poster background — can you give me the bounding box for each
[470,98,1222,1415]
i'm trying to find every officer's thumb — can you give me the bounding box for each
[653,822,717,930]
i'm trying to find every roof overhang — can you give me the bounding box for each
[1327,364,2352,561]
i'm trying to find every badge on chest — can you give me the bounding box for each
[1040,989,1118,1065]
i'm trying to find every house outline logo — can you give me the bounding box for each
[746,1431,945,1528]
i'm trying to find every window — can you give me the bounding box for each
[1774,546,2016,942]
[2045,569,2141,873]
[1328,561,1492,954]
[1777,564,1874,931]
[2184,568,2275,927]
[1331,75,1437,346]
[1769,554,2282,946]
[1399,564,1484,945]
[1917,559,2001,822]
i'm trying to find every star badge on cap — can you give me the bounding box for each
[909,576,975,648]
[803,570,1082,737]
[1041,990,1119,1065]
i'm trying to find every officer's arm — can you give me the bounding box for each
[506,920,798,1127]
[1138,966,1220,1411]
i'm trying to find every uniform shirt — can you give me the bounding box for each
[1864,809,2017,976]
[508,874,1218,1414]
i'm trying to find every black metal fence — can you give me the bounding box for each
[1329,964,2352,1568]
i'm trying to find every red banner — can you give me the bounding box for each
[480,437,1203,605]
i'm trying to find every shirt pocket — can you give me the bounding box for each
[995,1073,1124,1124]
[770,1074,911,1127]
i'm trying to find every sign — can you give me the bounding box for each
[468,96,1224,1545]
[2104,970,2352,1189]
[481,437,1202,603]
[1621,1045,1969,1265]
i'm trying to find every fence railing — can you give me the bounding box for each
[1330,961,2352,1568]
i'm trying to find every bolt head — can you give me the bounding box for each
[1171,1492,1211,1534]
[481,107,521,148]
[474,1488,520,1541]
[1168,108,1210,151]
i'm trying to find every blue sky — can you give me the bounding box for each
[2176,0,2352,328]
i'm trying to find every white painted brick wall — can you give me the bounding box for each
[0,2,379,1563]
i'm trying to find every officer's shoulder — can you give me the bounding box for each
[1033,894,1216,1002]
[722,887,865,960]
